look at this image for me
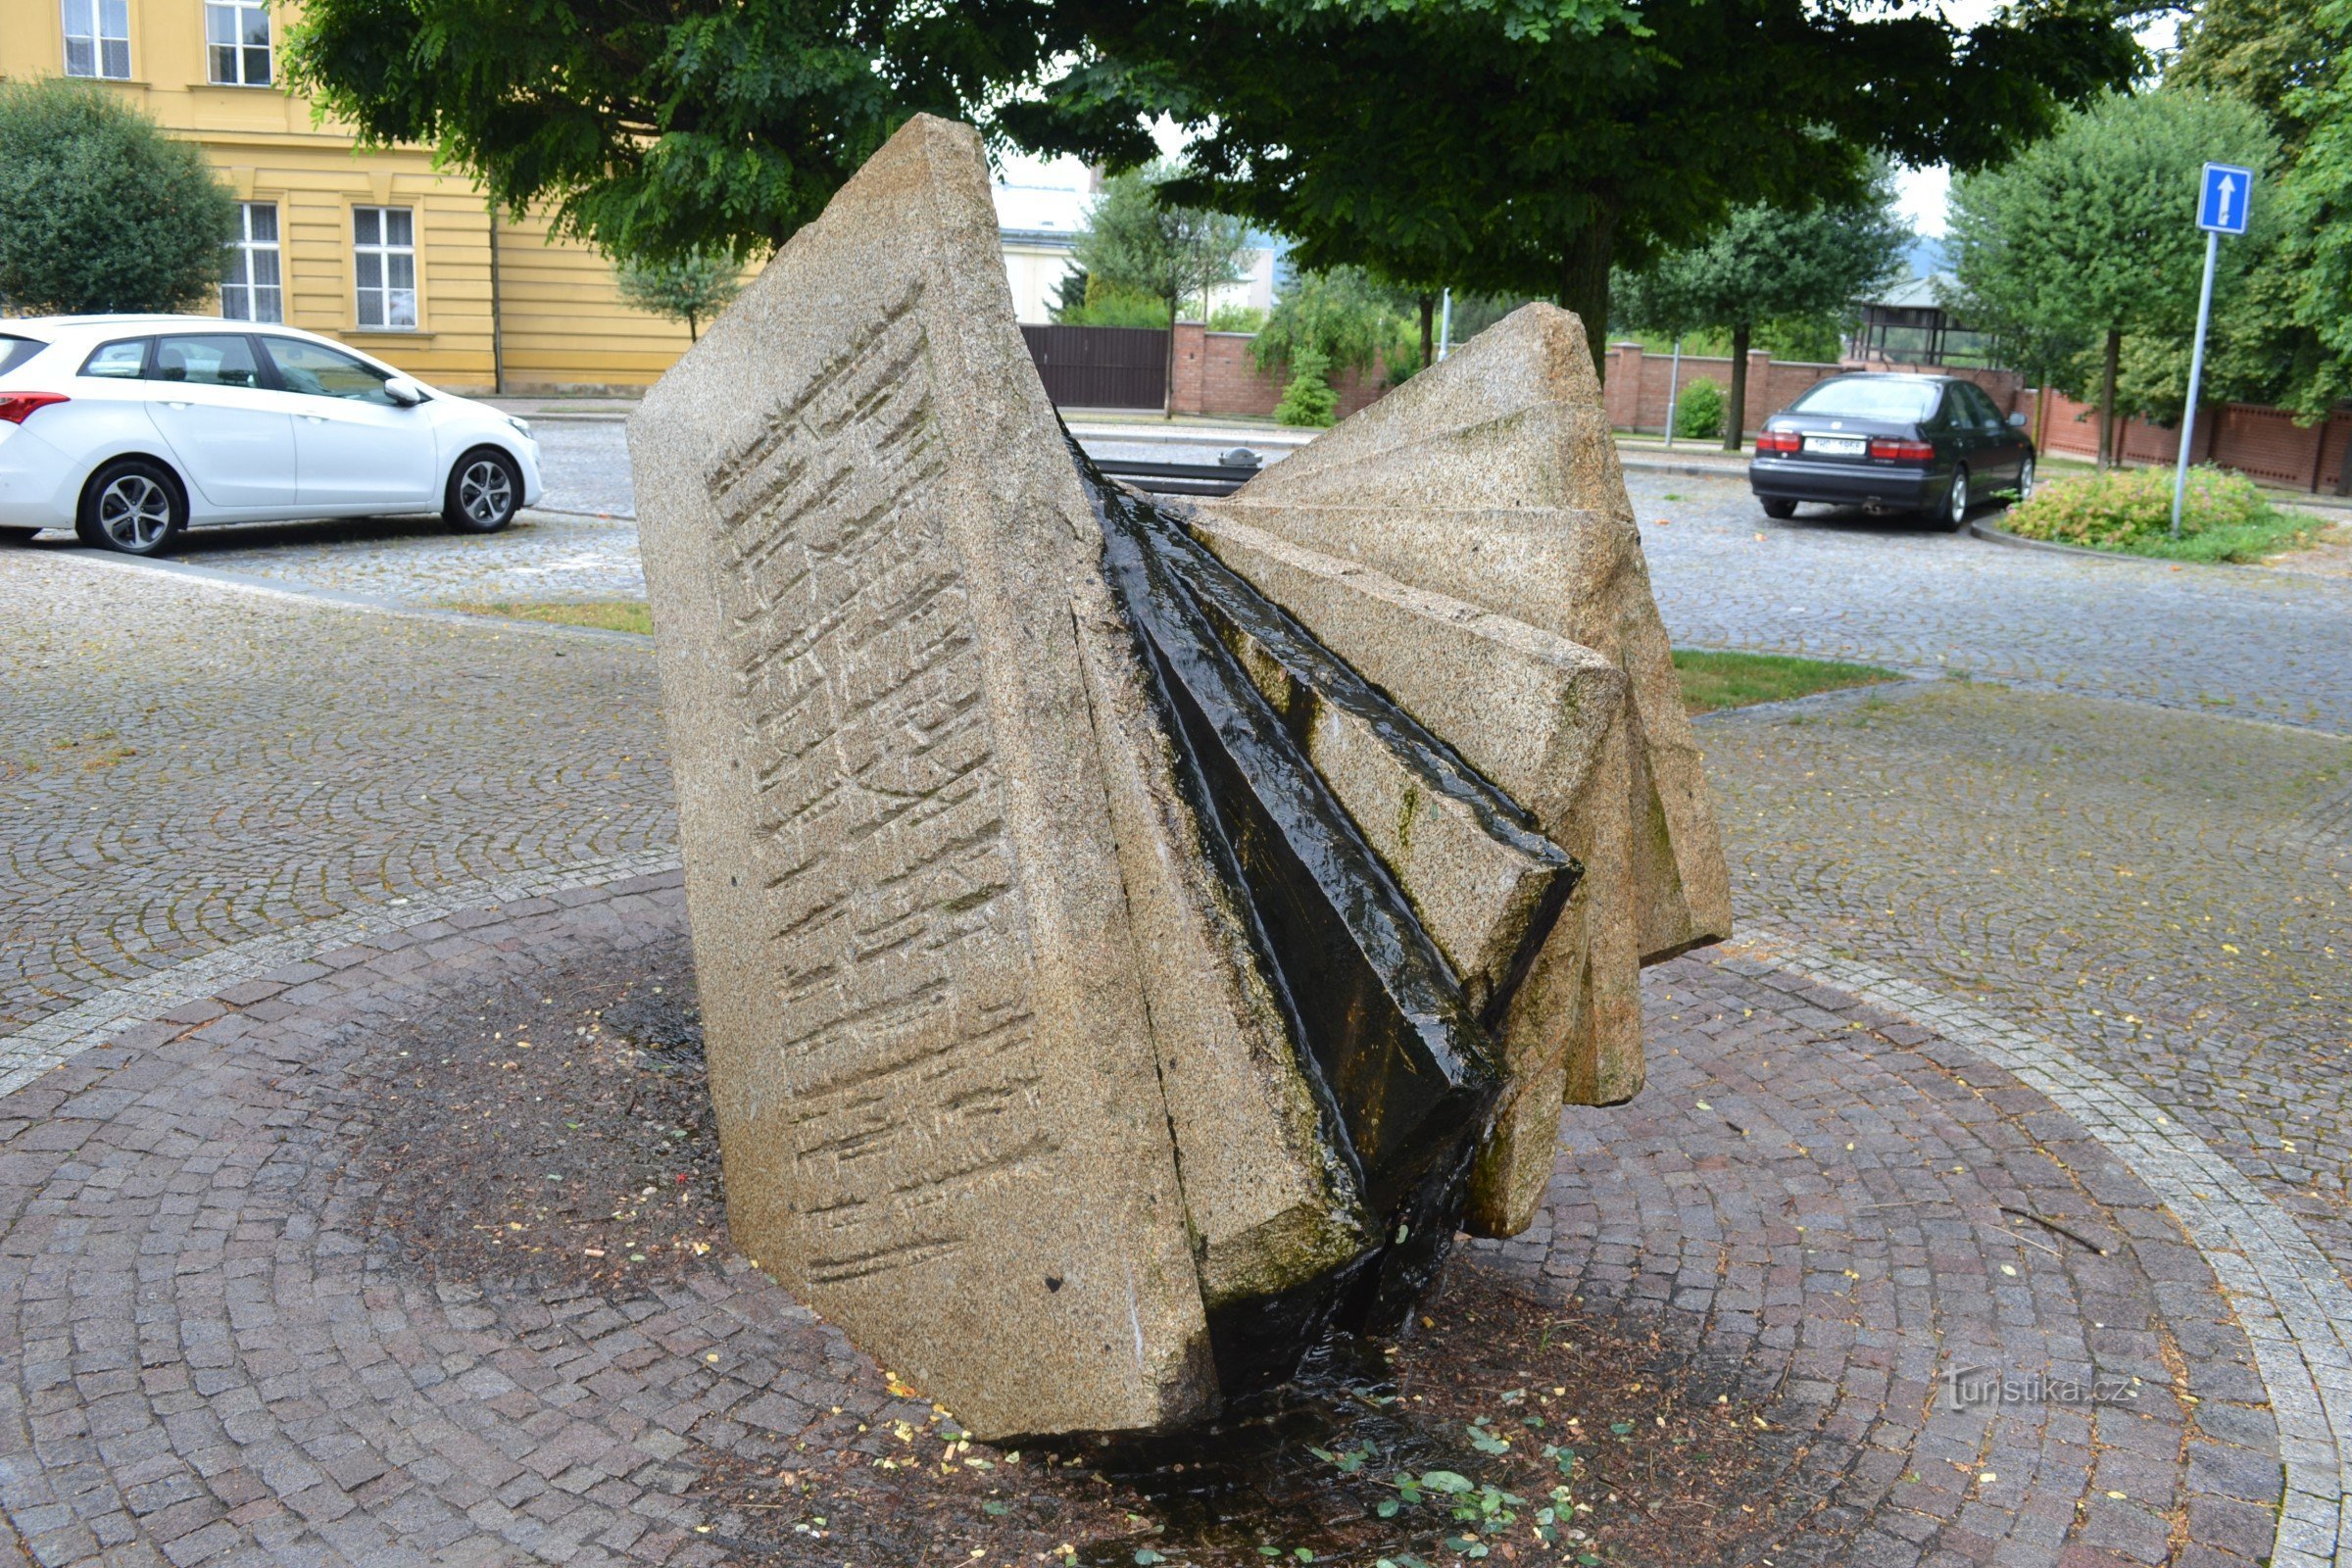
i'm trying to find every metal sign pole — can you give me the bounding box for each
[1437,288,1452,362]
[1662,337,1684,449]
[2171,230,2220,540]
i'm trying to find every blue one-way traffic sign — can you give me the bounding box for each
[2199,162,2254,235]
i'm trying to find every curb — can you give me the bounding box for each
[1618,452,1750,479]
[1734,931,2352,1568]
[1965,518,2143,562]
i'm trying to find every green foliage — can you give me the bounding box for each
[2272,0,2352,419]
[2003,466,2324,563]
[1615,177,1908,348]
[1051,267,1092,321]
[1072,162,1248,327]
[1012,0,2138,369]
[1672,379,1725,441]
[1273,344,1340,426]
[0,81,236,315]
[1254,267,1410,376]
[1054,276,1169,327]
[1206,303,1268,333]
[286,0,1084,263]
[1946,90,2279,410]
[2170,0,2337,152]
[613,248,741,341]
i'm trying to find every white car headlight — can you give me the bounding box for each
[505,416,534,441]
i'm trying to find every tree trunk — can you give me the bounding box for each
[2098,328,2122,469]
[1165,298,1179,419]
[688,315,699,345]
[1557,201,1618,385]
[1724,321,1752,454]
[1418,294,1436,374]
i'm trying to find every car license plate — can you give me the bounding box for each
[1803,435,1868,456]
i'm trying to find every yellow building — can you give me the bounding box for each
[1,0,696,391]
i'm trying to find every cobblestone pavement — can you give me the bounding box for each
[103,510,648,608]
[1630,470,2352,733]
[0,878,2299,1568]
[7,436,2352,1564]
[1696,680,2352,1273]
[0,550,672,1041]
[1481,953,2290,1568]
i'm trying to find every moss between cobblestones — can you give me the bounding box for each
[1671,649,1902,713]
[453,599,654,635]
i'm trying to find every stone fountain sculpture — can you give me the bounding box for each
[628,115,1730,1441]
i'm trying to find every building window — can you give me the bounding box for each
[62,0,131,78]
[220,203,281,322]
[352,206,417,329]
[205,0,270,85]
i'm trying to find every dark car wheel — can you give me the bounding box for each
[76,459,185,556]
[1941,466,1971,530]
[2014,457,2035,503]
[444,447,522,534]
[1759,497,1797,520]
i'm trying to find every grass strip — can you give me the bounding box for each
[450,600,653,635]
[1672,649,1902,713]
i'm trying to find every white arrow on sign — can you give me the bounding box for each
[2215,172,2239,228]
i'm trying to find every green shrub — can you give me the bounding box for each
[1054,277,1169,328]
[1672,378,1726,441]
[0,79,236,314]
[1205,303,1267,333]
[2003,465,2324,564]
[1274,344,1339,426]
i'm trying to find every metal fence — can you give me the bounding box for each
[1021,324,1168,410]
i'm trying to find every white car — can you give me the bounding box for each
[0,315,543,556]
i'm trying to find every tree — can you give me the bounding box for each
[1945,90,2278,467]
[614,249,742,342]
[2171,0,2337,153]
[1617,181,1908,451]
[2159,0,2352,430]
[2268,0,2352,437]
[1251,267,1410,381]
[0,80,236,315]
[286,0,1084,264]
[1071,163,1249,413]
[1009,0,2140,380]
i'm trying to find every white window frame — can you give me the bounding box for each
[62,0,131,79]
[204,0,271,86]
[220,202,282,323]
[352,206,418,331]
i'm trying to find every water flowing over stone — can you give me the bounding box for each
[628,114,1728,1436]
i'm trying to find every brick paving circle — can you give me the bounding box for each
[0,879,2301,1568]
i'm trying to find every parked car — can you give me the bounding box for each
[0,316,542,557]
[1747,372,2034,529]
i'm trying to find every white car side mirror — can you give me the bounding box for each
[2007,410,2027,427]
[383,376,424,407]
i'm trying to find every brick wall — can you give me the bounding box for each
[1602,343,2030,439]
[1169,323,1385,421]
[2033,389,2352,491]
